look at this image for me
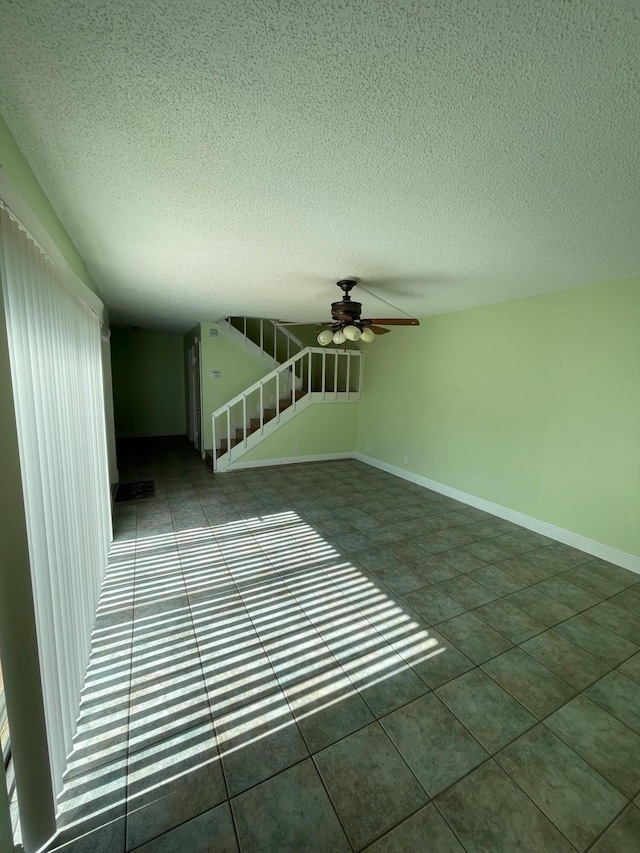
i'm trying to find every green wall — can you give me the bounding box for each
[239,402,358,464]
[357,277,640,557]
[111,329,186,437]
[0,114,96,292]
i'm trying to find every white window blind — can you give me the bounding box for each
[0,204,112,796]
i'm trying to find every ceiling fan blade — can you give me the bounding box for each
[367,318,420,326]
[368,325,391,335]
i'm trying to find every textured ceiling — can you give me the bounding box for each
[0,0,638,331]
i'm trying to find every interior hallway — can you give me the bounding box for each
[48,438,640,852]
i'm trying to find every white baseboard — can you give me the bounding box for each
[224,452,354,471]
[355,453,640,574]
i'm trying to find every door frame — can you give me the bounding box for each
[188,340,202,452]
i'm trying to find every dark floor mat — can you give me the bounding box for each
[115,480,155,502]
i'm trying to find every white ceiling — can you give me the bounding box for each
[0,0,638,331]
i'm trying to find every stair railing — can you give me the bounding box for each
[226,316,305,363]
[212,346,362,470]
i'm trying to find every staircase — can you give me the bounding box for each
[217,316,305,373]
[210,346,362,472]
[215,388,308,457]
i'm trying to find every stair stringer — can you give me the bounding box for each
[214,392,356,472]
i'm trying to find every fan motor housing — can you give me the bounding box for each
[331,300,362,321]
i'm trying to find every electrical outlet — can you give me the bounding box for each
[292,444,298,451]
[403,455,408,465]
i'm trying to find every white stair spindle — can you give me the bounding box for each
[227,406,231,461]
[260,318,264,354]
[276,371,280,421]
[346,352,351,399]
[292,361,296,411]
[259,381,264,434]
[212,414,217,471]
[243,396,247,446]
[334,352,339,399]
[321,351,326,399]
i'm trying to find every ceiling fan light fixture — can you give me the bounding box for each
[279,278,419,344]
[342,325,361,341]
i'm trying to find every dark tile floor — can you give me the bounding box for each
[49,437,640,852]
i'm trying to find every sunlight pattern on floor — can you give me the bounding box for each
[45,444,640,853]
[53,509,446,848]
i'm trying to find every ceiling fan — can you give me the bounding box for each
[275,278,420,345]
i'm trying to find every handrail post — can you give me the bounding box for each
[292,359,296,412]
[346,352,351,400]
[212,414,216,472]
[259,382,264,434]
[243,396,247,447]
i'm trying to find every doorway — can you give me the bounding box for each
[188,341,202,453]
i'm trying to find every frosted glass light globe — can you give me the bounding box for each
[332,330,347,344]
[343,325,362,341]
[360,327,375,343]
[317,328,334,345]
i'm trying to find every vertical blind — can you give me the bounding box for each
[0,204,111,796]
